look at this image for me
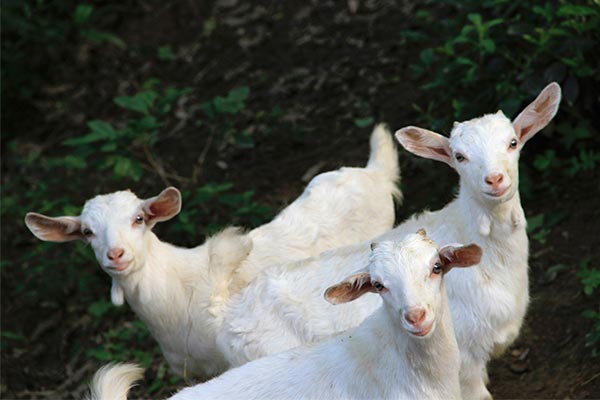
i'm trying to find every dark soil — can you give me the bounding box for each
[2,1,599,399]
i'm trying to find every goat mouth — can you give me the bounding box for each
[106,261,131,272]
[484,185,510,198]
[408,322,434,338]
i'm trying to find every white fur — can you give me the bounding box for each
[89,234,471,400]
[217,83,561,399]
[24,124,400,380]
[85,363,143,400]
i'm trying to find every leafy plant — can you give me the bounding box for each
[579,257,600,296]
[354,116,375,128]
[578,257,600,356]
[402,0,599,162]
[1,1,125,102]
[200,87,253,148]
[73,3,125,48]
[157,45,176,61]
[60,80,192,181]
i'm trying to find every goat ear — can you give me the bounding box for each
[143,187,182,225]
[395,126,453,167]
[439,243,483,274]
[25,212,84,242]
[513,82,561,144]
[325,271,375,305]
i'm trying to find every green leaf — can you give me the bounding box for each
[143,78,162,91]
[1,331,26,341]
[63,120,118,146]
[526,214,544,233]
[353,117,375,128]
[73,4,94,25]
[558,4,598,17]
[582,310,599,319]
[157,46,176,61]
[233,131,254,148]
[135,116,162,131]
[115,91,158,115]
[203,18,217,37]
[213,87,250,114]
[88,300,112,318]
[467,13,482,27]
[112,157,143,181]
[481,38,496,53]
[86,347,112,361]
[419,48,436,65]
[533,150,555,171]
[81,29,126,48]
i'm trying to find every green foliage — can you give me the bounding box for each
[200,86,255,148]
[578,257,600,356]
[157,45,177,61]
[60,80,192,181]
[172,184,272,242]
[526,212,566,245]
[579,257,600,297]
[582,310,600,357]
[1,1,125,101]
[212,86,251,115]
[353,117,375,128]
[86,320,159,368]
[402,0,599,181]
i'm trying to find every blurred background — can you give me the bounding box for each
[1,0,599,398]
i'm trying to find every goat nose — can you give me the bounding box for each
[485,173,504,186]
[107,248,125,261]
[404,308,426,326]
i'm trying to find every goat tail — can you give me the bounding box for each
[86,363,144,400]
[366,123,402,200]
[366,123,400,181]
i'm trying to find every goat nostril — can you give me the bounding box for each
[107,248,125,261]
[485,174,503,186]
[405,309,426,325]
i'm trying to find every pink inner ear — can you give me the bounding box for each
[440,244,482,271]
[325,272,374,305]
[26,214,83,242]
[431,146,449,157]
[144,189,181,222]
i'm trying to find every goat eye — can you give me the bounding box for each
[455,153,465,162]
[135,215,144,224]
[509,139,518,149]
[372,281,385,291]
[83,228,94,236]
[432,263,443,274]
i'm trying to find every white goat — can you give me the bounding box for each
[217,82,561,399]
[88,231,483,400]
[24,124,401,380]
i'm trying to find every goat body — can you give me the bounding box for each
[217,83,561,399]
[25,124,400,379]
[88,233,482,400]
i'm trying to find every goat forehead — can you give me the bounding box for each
[82,191,142,227]
[371,235,437,279]
[450,113,514,151]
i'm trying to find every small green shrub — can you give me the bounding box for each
[578,257,600,356]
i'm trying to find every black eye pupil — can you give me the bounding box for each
[510,139,517,148]
[433,263,443,274]
[373,281,384,291]
[455,153,464,162]
[136,216,144,223]
[83,229,93,236]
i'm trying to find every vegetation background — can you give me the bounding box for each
[2,0,599,398]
